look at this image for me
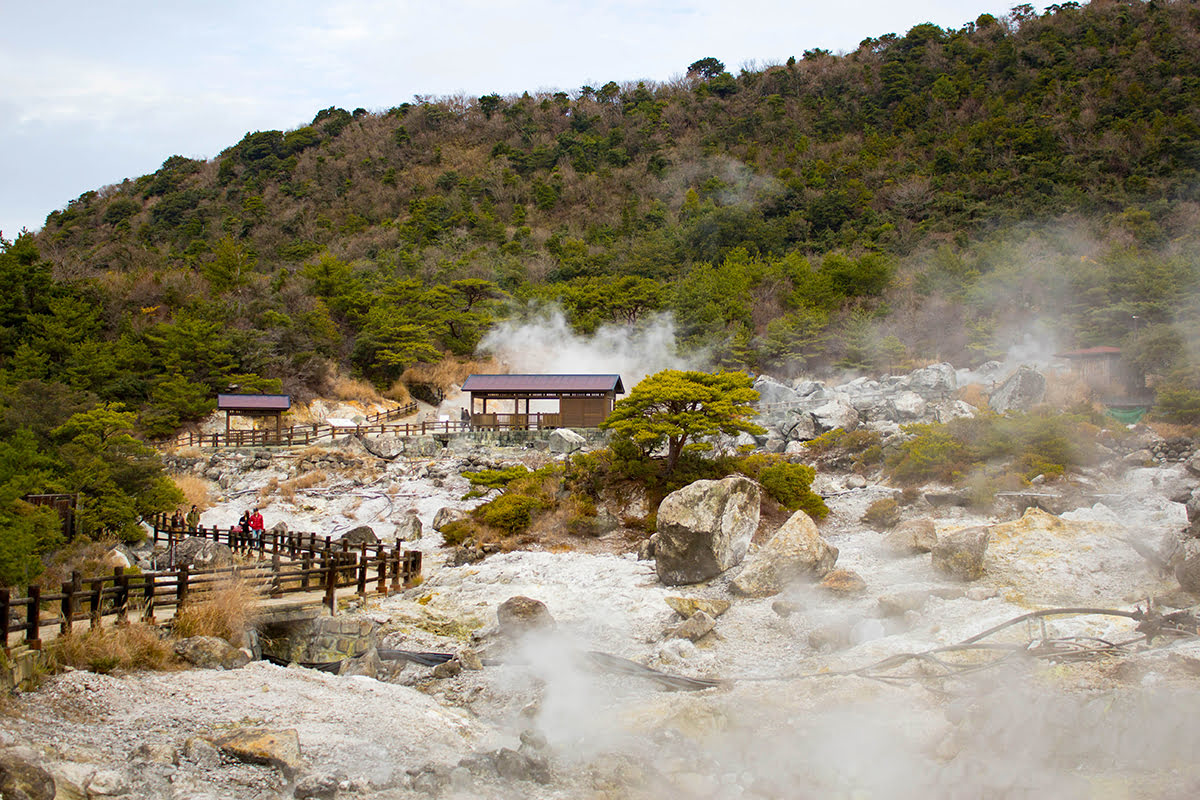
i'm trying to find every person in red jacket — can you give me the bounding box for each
[249,508,265,540]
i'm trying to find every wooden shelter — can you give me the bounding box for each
[461,374,624,429]
[1055,347,1146,401]
[217,394,291,442]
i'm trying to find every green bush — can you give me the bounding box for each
[475,493,550,536]
[886,411,1100,486]
[861,498,900,530]
[736,454,829,519]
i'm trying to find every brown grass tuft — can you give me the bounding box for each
[171,577,263,647]
[259,470,327,502]
[382,381,412,403]
[330,375,383,402]
[172,474,212,509]
[957,383,989,410]
[50,624,179,674]
[401,357,500,391]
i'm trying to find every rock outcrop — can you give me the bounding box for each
[931,525,990,580]
[173,536,233,569]
[654,476,761,586]
[882,518,938,554]
[174,636,250,670]
[988,366,1046,413]
[731,510,838,597]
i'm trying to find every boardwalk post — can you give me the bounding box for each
[301,554,312,591]
[376,549,387,596]
[391,550,402,591]
[1,588,10,652]
[142,572,156,624]
[25,585,41,649]
[323,546,336,615]
[177,564,189,608]
[60,581,74,637]
[113,567,129,626]
[89,578,103,629]
[356,543,368,596]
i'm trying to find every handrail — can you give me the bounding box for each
[165,401,426,448]
[1,517,422,651]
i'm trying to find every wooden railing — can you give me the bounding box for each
[471,412,561,431]
[1,517,422,652]
[168,402,482,448]
[166,402,482,448]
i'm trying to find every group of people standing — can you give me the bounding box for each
[235,508,265,540]
[169,505,202,531]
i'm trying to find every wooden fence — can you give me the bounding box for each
[1,517,422,652]
[167,401,436,448]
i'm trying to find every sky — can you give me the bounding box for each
[0,0,1040,237]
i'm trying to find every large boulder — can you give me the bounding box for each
[931,525,990,580]
[0,754,55,800]
[753,376,800,405]
[496,596,556,636]
[175,636,250,670]
[433,507,466,531]
[548,428,586,454]
[173,536,233,569]
[883,391,928,422]
[340,525,379,546]
[882,518,938,555]
[205,728,302,779]
[655,476,761,586]
[809,398,860,433]
[359,434,406,459]
[731,510,838,597]
[394,512,423,542]
[906,363,957,398]
[989,366,1046,413]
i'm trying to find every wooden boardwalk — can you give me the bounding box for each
[2,519,422,653]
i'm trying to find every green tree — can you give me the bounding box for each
[52,404,183,541]
[601,370,765,474]
[687,57,726,80]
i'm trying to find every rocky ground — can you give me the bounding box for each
[7,380,1200,799]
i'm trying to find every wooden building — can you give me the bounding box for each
[461,374,624,430]
[1055,347,1146,401]
[217,394,291,442]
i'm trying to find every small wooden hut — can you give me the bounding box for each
[217,394,291,442]
[461,374,624,430]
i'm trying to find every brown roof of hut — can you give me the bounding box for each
[460,374,625,395]
[217,394,292,412]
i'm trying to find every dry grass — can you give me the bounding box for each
[957,383,989,410]
[259,470,327,502]
[171,577,263,647]
[382,380,412,403]
[1148,421,1198,439]
[37,540,129,593]
[172,474,212,509]
[401,357,499,390]
[330,375,383,403]
[50,624,179,674]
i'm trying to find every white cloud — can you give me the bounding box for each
[0,0,1047,234]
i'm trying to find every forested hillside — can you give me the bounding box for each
[2,0,1200,554]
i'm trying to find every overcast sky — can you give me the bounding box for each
[0,0,1039,237]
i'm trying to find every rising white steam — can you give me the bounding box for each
[477,308,702,385]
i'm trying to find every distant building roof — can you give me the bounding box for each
[1055,346,1122,358]
[217,394,292,412]
[461,374,625,394]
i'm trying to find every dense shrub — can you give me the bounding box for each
[886,410,1100,486]
[736,453,829,519]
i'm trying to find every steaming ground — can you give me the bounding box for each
[11,448,1200,798]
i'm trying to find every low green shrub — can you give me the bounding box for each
[861,497,901,529]
[736,454,829,519]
